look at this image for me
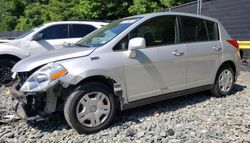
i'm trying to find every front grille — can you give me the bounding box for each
[16,66,43,88]
[16,72,32,90]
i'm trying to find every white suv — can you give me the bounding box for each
[0,21,107,85]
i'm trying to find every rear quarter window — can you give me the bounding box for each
[205,20,219,41]
[69,24,97,38]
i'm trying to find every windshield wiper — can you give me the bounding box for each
[75,43,92,48]
[1,37,16,40]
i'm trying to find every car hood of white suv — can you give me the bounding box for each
[12,47,95,72]
[0,39,13,43]
[0,37,20,43]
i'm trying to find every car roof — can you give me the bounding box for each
[44,21,109,27]
[127,12,219,23]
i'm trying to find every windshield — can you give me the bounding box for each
[75,18,141,47]
[16,24,44,39]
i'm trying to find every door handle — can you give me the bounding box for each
[172,50,184,56]
[212,46,221,51]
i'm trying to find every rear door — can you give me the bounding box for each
[29,24,69,55]
[179,16,221,88]
[119,16,187,102]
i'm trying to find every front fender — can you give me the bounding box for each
[61,68,124,87]
[0,45,28,59]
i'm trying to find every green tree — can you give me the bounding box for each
[73,0,132,20]
[15,3,49,30]
[0,16,18,32]
[0,0,50,31]
[160,0,193,7]
[128,0,160,15]
[0,0,194,32]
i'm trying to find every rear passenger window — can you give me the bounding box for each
[69,24,96,38]
[206,20,219,41]
[180,16,208,42]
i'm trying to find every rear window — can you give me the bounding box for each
[69,24,97,38]
[180,16,219,43]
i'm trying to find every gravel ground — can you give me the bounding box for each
[0,71,250,143]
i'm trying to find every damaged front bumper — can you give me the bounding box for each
[11,81,60,120]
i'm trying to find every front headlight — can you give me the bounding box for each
[20,63,68,92]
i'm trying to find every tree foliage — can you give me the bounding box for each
[0,0,193,32]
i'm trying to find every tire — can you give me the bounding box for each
[211,65,235,97]
[64,82,117,134]
[0,59,17,86]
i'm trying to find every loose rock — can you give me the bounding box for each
[0,71,250,142]
[125,128,136,137]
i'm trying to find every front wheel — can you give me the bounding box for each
[0,59,17,86]
[211,65,235,97]
[64,82,117,134]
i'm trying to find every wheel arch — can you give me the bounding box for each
[0,54,21,62]
[73,75,124,110]
[214,60,236,83]
[239,49,243,59]
[76,75,117,93]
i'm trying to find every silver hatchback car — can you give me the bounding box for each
[11,12,241,134]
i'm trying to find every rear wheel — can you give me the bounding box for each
[64,82,116,134]
[0,59,17,86]
[211,65,235,97]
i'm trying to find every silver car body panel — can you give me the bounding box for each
[12,12,241,108]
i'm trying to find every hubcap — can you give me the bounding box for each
[76,92,111,127]
[218,69,233,92]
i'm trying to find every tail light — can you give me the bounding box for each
[227,39,239,49]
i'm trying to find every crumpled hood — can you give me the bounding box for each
[12,47,95,72]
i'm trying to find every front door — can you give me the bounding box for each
[29,24,69,55]
[121,16,187,102]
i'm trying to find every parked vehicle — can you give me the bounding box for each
[0,21,108,85]
[11,12,241,134]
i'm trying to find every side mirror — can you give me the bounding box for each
[32,33,43,41]
[128,37,146,58]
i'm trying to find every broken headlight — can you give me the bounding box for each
[20,63,68,92]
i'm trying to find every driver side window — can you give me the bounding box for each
[113,16,178,51]
[131,16,177,47]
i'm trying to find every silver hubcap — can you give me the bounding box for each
[76,92,111,127]
[218,69,233,92]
